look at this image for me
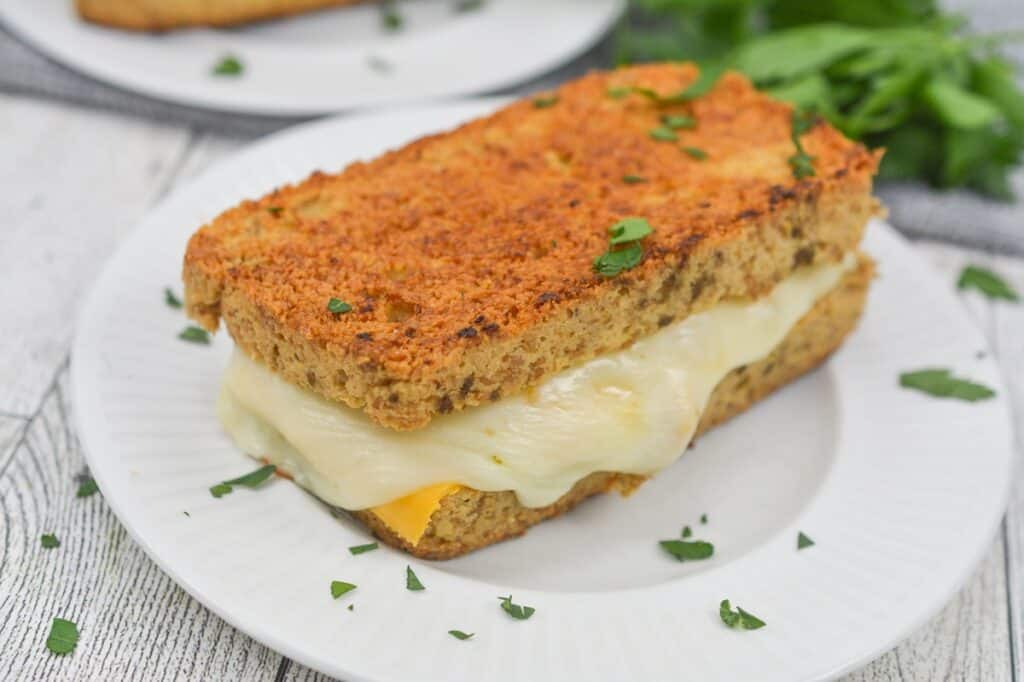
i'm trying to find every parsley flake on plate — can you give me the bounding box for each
[331,581,357,599]
[899,369,995,402]
[593,243,644,278]
[381,2,402,31]
[649,126,678,142]
[41,534,60,549]
[957,265,1018,302]
[327,298,353,314]
[76,477,99,498]
[448,630,474,640]
[453,0,484,13]
[209,464,277,498]
[797,531,815,550]
[681,526,692,538]
[700,513,708,524]
[349,542,379,555]
[609,217,653,245]
[659,539,714,562]
[212,55,243,77]
[164,288,182,309]
[498,595,535,620]
[46,617,79,655]
[720,600,766,630]
[178,326,210,345]
[406,565,426,591]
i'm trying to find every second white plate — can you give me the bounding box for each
[1,0,623,115]
[71,101,1015,681]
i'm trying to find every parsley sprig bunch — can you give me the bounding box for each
[615,0,1024,198]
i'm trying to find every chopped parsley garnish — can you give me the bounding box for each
[327,298,353,314]
[682,146,708,160]
[788,109,817,179]
[453,0,484,12]
[533,95,559,109]
[797,532,815,550]
[700,513,708,524]
[957,265,1018,302]
[607,85,631,99]
[209,464,277,498]
[331,581,357,599]
[593,243,644,277]
[381,2,403,30]
[659,539,714,561]
[649,126,678,142]
[681,526,692,538]
[448,630,474,640]
[899,368,996,402]
[212,55,243,77]
[406,565,425,591]
[347,604,354,611]
[46,617,79,655]
[41,534,60,549]
[623,174,647,184]
[498,595,535,620]
[164,288,182,309]
[719,600,766,630]
[609,217,653,245]
[349,542,379,555]
[633,65,723,105]
[267,206,284,217]
[178,326,211,345]
[661,114,696,129]
[76,477,99,498]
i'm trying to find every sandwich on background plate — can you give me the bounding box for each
[183,63,881,559]
[75,0,364,30]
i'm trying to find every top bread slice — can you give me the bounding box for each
[184,63,882,431]
[75,0,362,30]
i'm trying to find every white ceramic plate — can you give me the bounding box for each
[71,101,1015,682]
[0,0,622,115]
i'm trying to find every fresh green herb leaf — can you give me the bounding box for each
[41,534,60,549]
[406,565,425,591]
[347,604,354,611]
[681,526,692,538]
[164,288,182,309]
[700,513,708,524]
[659,539,714,561]
[682,146,708,160]
[788,108,817,179]
[448,630,474,640]
[533,95,559,109]
[609,217,653,245]
[212,55,243,77]
[649,126,678,142]
[210,464,277,498]
[593,243,644,278]
[498,595,535,620]
[46,617,79,655]
[622,174,648,184]
[348,542,379,555]
[267,206,284,217]
[331,581,357,599]
[453,0,484,12]
[76,477,99,498]
[327,298,353,314]
[381,2,403,31]
[178,326,211,345]
[789,151,816,178]
[922,79,1002,131]
[957,265,1018,302]
[661,114,696,129]
[720,599,766,630]
[797,531,815,550]
[607,85,631,99]
[900,369,996,402]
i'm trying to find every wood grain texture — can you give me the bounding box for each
[0,93,192,416]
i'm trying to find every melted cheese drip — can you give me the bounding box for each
[218,256,854,521]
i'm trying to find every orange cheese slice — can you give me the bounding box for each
[369,483,461,545]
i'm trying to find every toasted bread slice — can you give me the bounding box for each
[352,255,873,558]
[184,63,882,430]
[76,0,363,30]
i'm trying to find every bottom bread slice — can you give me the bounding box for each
[350,256,873,559]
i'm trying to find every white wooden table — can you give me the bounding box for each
[0,91,1021,681]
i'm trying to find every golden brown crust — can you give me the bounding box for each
[184,63,882,430]
[353,256,874,559]
[75,0,363,30]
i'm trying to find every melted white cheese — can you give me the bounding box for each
[218,255,854,510]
